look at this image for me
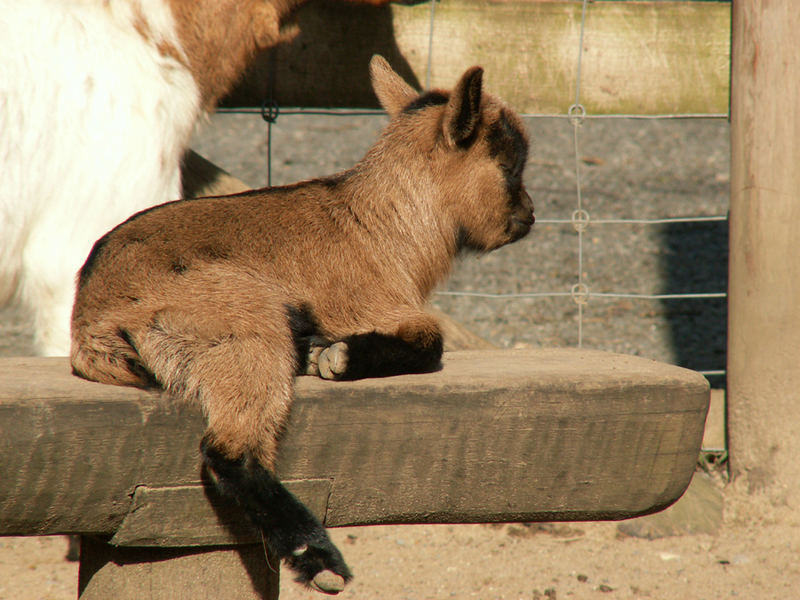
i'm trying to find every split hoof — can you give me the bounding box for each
[309,570,347,595]
[305,345,323,376]
[318,342,349,380]
[285,539,352,594]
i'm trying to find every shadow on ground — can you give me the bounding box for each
[660,219,728,386]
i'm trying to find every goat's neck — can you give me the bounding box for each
[339,159,459,299]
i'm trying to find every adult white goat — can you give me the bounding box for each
[0,0,391,356]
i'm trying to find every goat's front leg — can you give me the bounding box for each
[307,311,443,380]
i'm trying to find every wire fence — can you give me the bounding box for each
[216,0,729,384]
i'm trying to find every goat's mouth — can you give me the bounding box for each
[507,211,535,241]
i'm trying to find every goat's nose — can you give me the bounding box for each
[523,187,534,223]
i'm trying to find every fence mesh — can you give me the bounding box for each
[212,0,729,388]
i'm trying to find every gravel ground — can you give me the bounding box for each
[4,494,800,600]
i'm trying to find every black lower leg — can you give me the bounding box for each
[201,438,351,588]
[337,331,443,380]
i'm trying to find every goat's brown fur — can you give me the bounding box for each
[165,0,408,109]
[71,55,533,591]
[166,0,302,109]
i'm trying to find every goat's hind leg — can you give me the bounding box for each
[201,440,350,594]
[132,307,351,593]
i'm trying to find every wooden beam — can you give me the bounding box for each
[224,0,730,115]
[0,350,708,545]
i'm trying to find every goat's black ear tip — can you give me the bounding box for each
[463,66,483,86]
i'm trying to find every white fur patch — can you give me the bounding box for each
[0,0,202,355]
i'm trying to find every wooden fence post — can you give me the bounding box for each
[728,0,800,497]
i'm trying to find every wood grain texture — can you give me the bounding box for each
[0,350,709,546]
[728,0,800,495]
[78,536,279,600]
[109,480,332,547]
[224,0,730,115]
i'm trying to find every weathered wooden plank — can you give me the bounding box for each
[703,389,725,451]
[109,480,332,547]
[0,349,708,544]
[224,0,730,115]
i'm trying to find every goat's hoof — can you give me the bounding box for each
[305,346,323,376]
[318,342,349,380]
[309,570,346,595]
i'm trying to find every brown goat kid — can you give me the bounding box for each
[71,56,533,593]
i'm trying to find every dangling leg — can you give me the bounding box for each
[200,441,350,594]
[128,298,351,593]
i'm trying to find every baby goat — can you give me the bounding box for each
[71,55,534,593]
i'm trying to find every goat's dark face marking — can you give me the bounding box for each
[488,109,535,243]
[434,99,533,252]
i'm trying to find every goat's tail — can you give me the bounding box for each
[70,320,157,388]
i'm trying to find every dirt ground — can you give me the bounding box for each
[2,483,800,599]
[2,114,797,599]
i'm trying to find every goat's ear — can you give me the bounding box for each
[370,55,417,118]
[443,66,484,148]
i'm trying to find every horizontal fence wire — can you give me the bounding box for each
[217,106,730,300]
[436,291,727,300]
[219,107,730,120]
[536,216,728,225]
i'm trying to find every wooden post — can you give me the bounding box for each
[78,537,279,600]
[728,1,800,497]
